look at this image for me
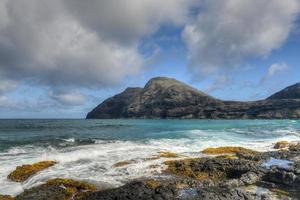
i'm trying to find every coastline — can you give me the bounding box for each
[1,119,299,200]
[2,141,300,200]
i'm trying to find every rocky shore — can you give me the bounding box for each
[2,141,300,200]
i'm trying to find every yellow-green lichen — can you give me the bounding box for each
[274,141,290,149]
[8,161,57,182]
[270,188,289,197]
[159,151,180,158]
[113,161,132,167]
[46,178,97,200]
[201,146,257,155]
[164,158,224,181]
[144,151,181,161]
[46,178,97,191]
[146,180,161,189]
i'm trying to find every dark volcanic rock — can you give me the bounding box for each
[16,185,67,200]
[87,77,300,119]
[82,182,267,200]
[197,188,268,200]
[268,82,300,100]
[16,178,96,200]
[13,145,300,200]
[87,87,143,119]
[82,181,177,200]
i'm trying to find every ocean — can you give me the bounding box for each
[0,119,299,195]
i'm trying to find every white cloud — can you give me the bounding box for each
[0,95,11,106]
[0,79,18,94]
[183,0,300,76]
[205,75,232,93]
[0,0,193,90]
[267,63,289,77]
[0,0,299,108]
[260,62,289,83]
[64,0,192,45]
[0,95,20,110]
[0,0,144,88]
[48,90,87,106]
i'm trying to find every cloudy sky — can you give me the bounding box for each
[0,0,300,118]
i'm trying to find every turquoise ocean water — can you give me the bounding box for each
[0,119,299,195]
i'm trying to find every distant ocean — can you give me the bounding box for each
[1,119,300,195]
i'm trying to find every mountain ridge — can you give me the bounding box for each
[87,77,300,119]
[267,82,300,100]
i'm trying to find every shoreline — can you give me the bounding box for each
[2,141,300,200]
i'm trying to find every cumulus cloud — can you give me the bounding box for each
[0,0,192,91]
[183,0,300,76]
[0,0,143,88]
[0,79,18,94]
[64,0,191,45]
[48,90,87,106]
[267,63,289,77]
[260,62,289,83]
[205,75,232,93]
[0,95,13,107]
[0,0,299,111]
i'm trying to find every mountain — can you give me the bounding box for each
[267,82,300,100]
[87,77,300,119]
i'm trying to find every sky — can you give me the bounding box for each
[0,0,300,118]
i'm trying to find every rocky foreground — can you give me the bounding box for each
[1,142,300,200]
[87,77,300,119]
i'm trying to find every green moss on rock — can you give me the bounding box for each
[202,146,257,155]
[8,161,57,182]
[274,141,290,149]
[113,161,132,167]
[46,178,97,191]
[146,180,161,189]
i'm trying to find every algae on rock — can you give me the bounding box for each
[8,161,57,182]
[201,146,257,155]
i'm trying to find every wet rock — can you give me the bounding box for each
[289,143,300,152]
[16,185,68,200]
[240,172,262,185]
[237,149,299,163]
[12,144,300,200]
[8,161,57,182]
[164,157,262,187]
[82,181,177,200]
[261,158,294,170]
[16,178,97,200]
[113,160,132,167]
[274,141,290,149]
[198,188,268,200]
[264,167,300,187]
[177,188,198,199]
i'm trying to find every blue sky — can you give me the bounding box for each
[0,0,300,118]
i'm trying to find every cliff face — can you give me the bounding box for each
[87,77,300,119]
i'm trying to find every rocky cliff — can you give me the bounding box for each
[87,77,300,119]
